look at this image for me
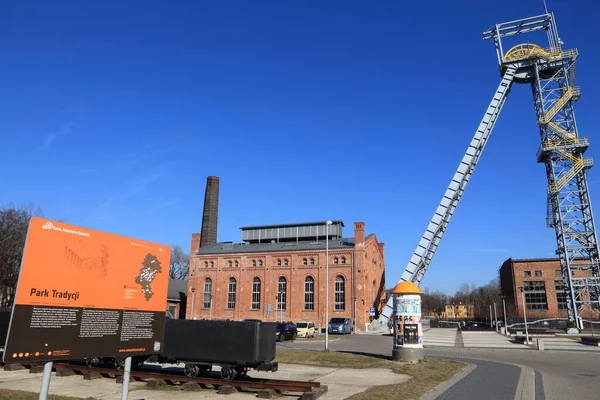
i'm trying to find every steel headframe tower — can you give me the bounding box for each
[370,13,600,331]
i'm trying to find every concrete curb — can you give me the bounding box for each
[513,363,536,400]
[419,362,477,400]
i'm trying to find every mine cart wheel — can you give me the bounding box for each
[184,364,200,378]
[85,357,100,368]
[112,358,126,370]
[220,367,237,381]
[234,367,248,377]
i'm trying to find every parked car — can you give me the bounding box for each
[328,318,352,335]
[296,321,315,338]
[276,323,297,341]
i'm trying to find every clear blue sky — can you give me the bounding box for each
[2,0,599,295]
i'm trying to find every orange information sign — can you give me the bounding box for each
[3,217,171,363]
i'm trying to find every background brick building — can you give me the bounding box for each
[499,258,597,319]
[187,221,386,332]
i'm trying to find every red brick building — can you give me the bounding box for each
[187,221,386,332]
[499,258,596,319]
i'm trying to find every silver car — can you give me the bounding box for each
[328,318,352,334]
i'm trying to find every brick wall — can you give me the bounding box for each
[186,222,386,332]
[501,258,595,319]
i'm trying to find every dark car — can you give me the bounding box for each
[276,323,297,341]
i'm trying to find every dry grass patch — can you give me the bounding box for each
[348,358,465,400]
[276,349,466,400]
[0,389,95,400]
[275,349,392,369]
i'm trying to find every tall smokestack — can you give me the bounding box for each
[200,176,219,248]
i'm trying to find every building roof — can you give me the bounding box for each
[239,220,345,230]
[168,278,188,302]
[196,234,375,255]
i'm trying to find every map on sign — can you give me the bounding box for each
[396,298,421,315]
[135,253,164,301]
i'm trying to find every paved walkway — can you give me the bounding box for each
[460,331,529,349]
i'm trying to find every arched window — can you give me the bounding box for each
[341,257,346,264]
[284,259,289,266]
[228,260,232,268]
[252,260,257,267]
[203,278,212,309]
[204,261,208,268]
[335,276,345,311]
[304,276,314,311]
[333,257,339,264]
[310,258,315,265]
[259,260,263,267]
[235,260,239,267]
[251,277,261,310]
[227,278,236,309]
[210,261,214,268]
[277,259,282,266]
[303,258,307,265]
[277,277,287,311]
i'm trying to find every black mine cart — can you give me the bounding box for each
[151,319,278,380]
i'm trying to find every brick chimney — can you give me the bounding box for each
[191,233,201,254]
[354,222,365,245]
[200,176,219,248]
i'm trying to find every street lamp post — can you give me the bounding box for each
[501,295,508,336]
[493,302,498,332]
[519,287,530,344]
[325,220,332,351]
[190,287,196,320]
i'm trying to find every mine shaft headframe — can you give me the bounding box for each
[482,13,563,68]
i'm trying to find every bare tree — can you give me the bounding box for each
[169,245,190,280]
[0,203,45,308]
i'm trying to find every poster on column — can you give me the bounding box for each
[3,217,171,363]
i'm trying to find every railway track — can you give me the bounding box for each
[0,361,327,399]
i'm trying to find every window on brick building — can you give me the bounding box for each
[333,257,338,264]
[535,270,542,277]
[252,277,261,310]
[523,281,548,310]
[203,278,212,309]
[277,259,281,266]
[304,277,314,311]
[204,261,208,268]
[284,259,289,266]
[555,269,562,277]
[303,258,307,265]
[341,257,346,264]
[228,261,232,268]
[524,271,531,278]
[210,261,214,268]
[310,258,315,265]
[235,260,239,268]
[335,276,345,311]
[227,278,236,309]
[259,260,263,267]
[252,260,256,267]
[277,277,287,311]
[555,280,568,310]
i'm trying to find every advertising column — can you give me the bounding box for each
[391,282,424,363]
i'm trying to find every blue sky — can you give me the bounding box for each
[2,0,599,294]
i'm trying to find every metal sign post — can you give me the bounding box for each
[120,357,132,400]
[38,361,53,400]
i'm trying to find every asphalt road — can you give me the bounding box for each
[278,333,600,400]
